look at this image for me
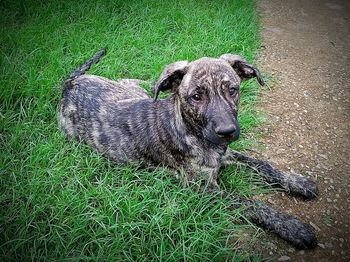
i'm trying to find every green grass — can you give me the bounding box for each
[1,0,267,260]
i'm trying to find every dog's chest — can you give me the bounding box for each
[184,135,223,172]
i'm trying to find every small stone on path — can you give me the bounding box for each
[278,255,291,261]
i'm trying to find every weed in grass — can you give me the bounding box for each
[1,0,266,260]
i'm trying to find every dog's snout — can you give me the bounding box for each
[215,124,236,136]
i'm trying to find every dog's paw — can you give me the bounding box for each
[282,173,318,199]
[250,201,317,249]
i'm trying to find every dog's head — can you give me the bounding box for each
[153,54,264,145]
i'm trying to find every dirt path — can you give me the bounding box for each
[256,0,350,260]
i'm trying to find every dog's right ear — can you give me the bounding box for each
[153,61,189,101]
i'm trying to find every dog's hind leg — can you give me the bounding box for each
[221,149,318,199]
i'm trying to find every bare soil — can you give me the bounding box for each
[255,0,350,261]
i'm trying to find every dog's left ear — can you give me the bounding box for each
[220,54,265,86]
[153,60,189,101]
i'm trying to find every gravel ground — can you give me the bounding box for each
[255,0,350,261]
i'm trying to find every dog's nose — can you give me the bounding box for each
[215,124,236,136]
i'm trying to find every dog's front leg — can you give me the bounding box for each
[210,189,317,249]
[221,149,318,199]
[181,166,317,248]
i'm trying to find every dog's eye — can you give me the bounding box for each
[191,93,202,102]
[229,86,238,96]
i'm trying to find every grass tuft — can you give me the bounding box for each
[1,0,266,260]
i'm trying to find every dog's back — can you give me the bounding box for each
[60,49,152,163]
[60,83,187,166]
[59,54,186,166]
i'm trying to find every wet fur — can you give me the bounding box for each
[60,49,318,249]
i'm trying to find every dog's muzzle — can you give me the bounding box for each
[203,122,240,145]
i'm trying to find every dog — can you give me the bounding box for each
[59,48,318,248]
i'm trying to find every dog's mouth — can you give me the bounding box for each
[203,127,240,145]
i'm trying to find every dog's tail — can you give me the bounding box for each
[65,47,107,85]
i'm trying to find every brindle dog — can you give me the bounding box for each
[60,48,318,248]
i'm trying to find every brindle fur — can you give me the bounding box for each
[59,48,318,249]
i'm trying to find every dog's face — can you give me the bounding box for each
[154,54,264,145]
